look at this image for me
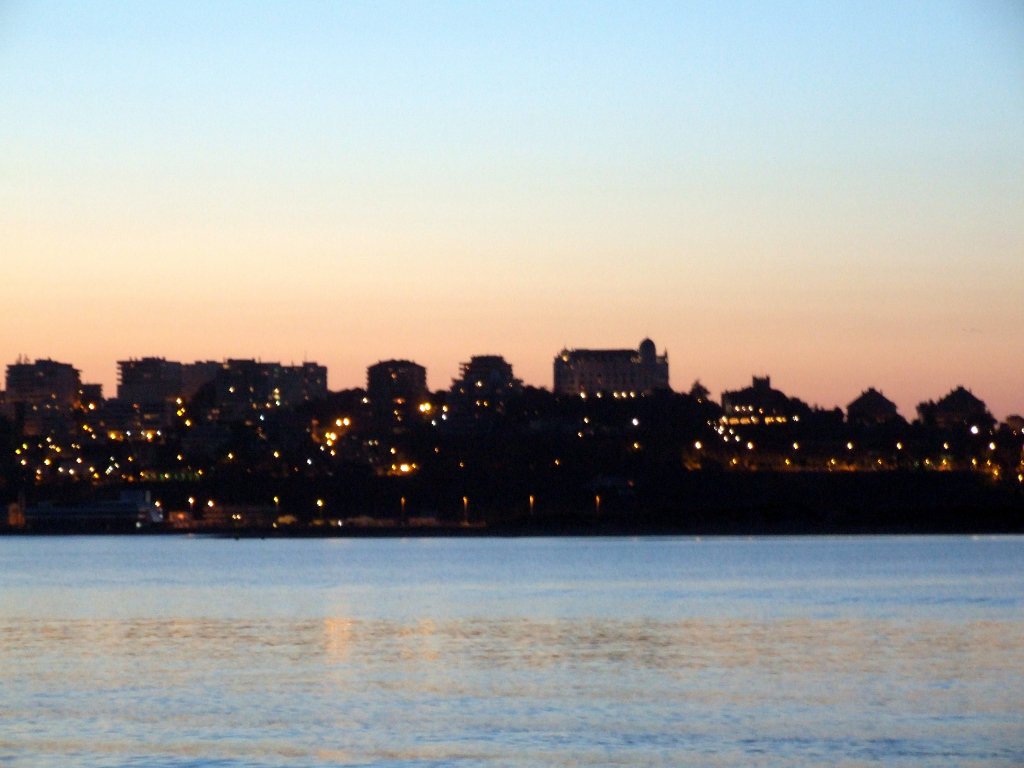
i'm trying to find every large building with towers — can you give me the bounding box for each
[553,338,669,396]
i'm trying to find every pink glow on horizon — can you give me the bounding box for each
[1,3,1021,421]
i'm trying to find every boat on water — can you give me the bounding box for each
[20,490,163,531]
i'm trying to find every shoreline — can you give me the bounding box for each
[3,514,1022,538]
[7,470,1022,537]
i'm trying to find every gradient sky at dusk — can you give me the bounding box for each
[2,1,1022,418]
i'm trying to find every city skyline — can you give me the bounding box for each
[2,2,1022,420]
[2,347,1019,424]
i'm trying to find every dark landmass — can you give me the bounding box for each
[5,471,1020,537]
[3,384,1021,537]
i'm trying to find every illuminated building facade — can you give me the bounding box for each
[553,338,668,396]
[721,375,810,425]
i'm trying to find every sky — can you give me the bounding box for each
[2,1,1022,419]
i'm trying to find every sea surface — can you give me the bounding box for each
[0,535,1021,767]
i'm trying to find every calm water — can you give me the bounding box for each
[0,535,1021,767]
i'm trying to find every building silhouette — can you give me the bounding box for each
[917,386,995,430]
[3,357,83,435]
[181,361,221,400]
[117,357,185,429]
[367,360,427,404]
[5,357,81,409]
[721,375,810,425]
[79,384,103,409]
[367,359,428,429]
[846,388,902,425]
[214,359,328,423]
[450,355,521,424]
[553,338,669,396]
[117,357,184,405]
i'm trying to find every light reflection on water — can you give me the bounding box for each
[0,536,1022,767]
